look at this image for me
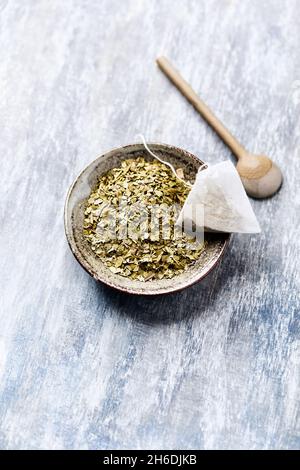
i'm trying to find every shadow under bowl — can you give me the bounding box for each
[64,143,231,295]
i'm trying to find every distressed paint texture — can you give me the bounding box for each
[0,0,300,450]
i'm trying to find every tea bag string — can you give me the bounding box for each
[137,134,194,187]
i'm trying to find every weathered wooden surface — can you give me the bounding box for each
[0,0,299,450]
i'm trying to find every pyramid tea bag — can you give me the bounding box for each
[177,161,261,233]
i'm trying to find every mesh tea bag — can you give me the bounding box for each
[177,160,261,233]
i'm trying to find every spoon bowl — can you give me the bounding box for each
[237,153,283,198]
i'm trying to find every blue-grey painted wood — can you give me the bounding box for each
[0,0,299,450]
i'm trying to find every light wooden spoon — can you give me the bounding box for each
[156,56,282,198]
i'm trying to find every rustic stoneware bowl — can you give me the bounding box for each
[64,143,230,295]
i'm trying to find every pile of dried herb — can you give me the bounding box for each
[83,157,205,281]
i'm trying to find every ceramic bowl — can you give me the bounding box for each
[64,143,230,295]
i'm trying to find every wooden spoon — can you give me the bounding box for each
[156,56,282,198]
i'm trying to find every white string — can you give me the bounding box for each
[136,134,192,187]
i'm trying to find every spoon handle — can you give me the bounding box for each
[156,56,247,160]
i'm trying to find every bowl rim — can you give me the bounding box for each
[64,142,231,295]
